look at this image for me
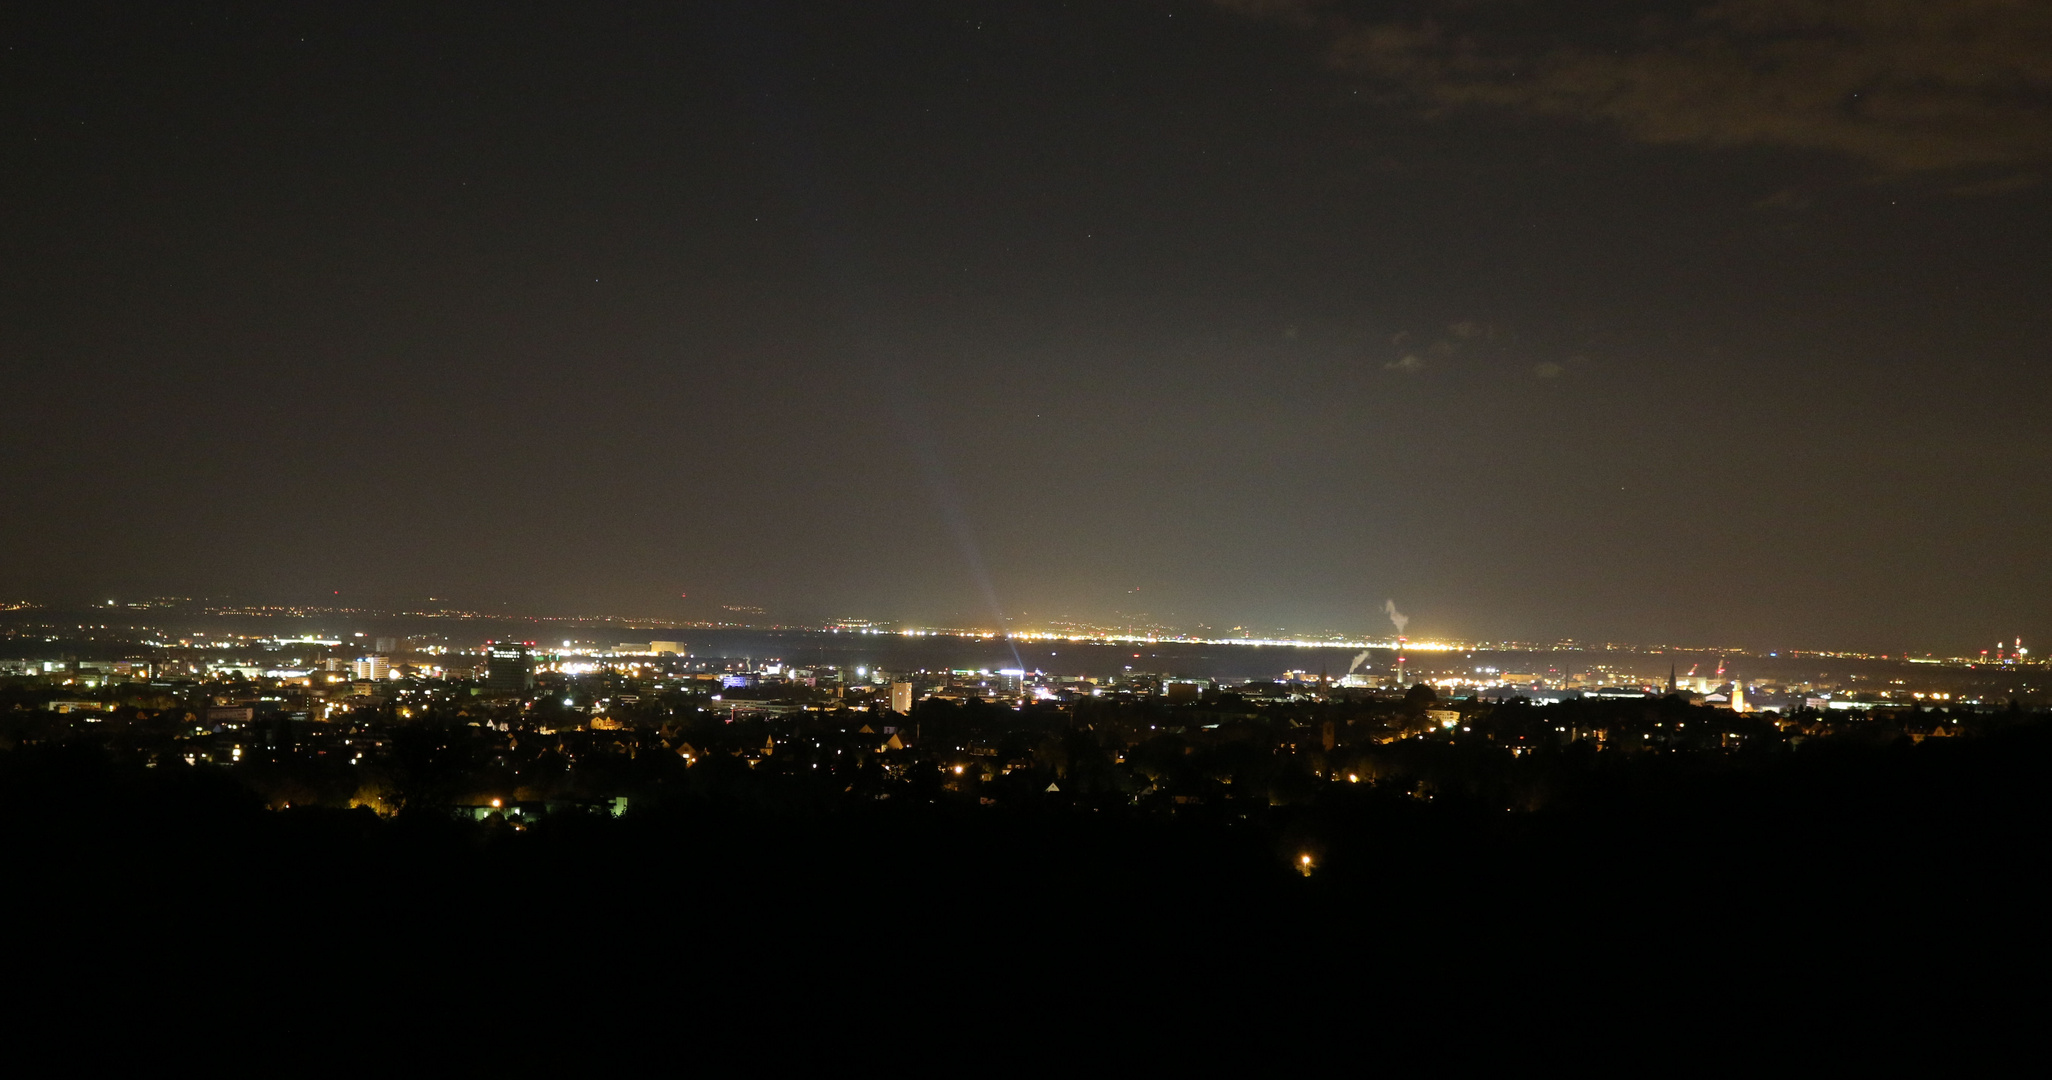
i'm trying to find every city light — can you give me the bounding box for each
[2,0,2040,1000]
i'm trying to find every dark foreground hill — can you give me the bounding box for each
[9,717,2051,1002]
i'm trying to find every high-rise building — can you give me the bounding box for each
[352,655,390,681]
[890,682,914,715]
[487,642,535,693]
[374,637,399,654]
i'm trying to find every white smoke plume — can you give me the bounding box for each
[1384,599,1409,637]
[1348,650,1372,675]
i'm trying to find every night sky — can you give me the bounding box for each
[2,1,2047,651]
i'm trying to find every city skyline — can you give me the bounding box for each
[4,2,2047,1026]
[1,589,2037,668]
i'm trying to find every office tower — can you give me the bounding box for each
[487,641,535,692]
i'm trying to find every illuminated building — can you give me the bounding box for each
[487,641,535,692]
[891,681,914,715]
[352,655,389,681]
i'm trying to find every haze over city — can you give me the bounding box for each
[3,1,2045,652]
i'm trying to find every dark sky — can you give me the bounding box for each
[2,1,2048,651]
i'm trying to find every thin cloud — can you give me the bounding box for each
[1385,354,1425,373]
[1949,172,2042,197]
[1218,0,2052,174]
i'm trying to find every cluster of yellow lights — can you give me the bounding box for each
[888,627,1463,651]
